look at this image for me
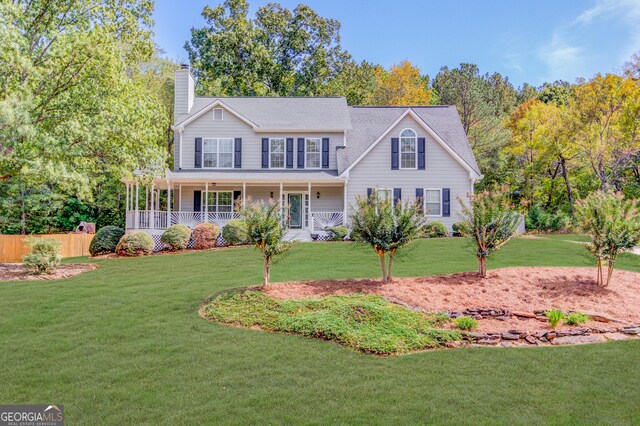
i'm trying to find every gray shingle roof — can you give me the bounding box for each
[338,106,481,176]
[176,97,352,131]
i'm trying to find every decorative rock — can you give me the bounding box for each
[551,334,607,345]
[512,311,537,319]
[495,316,510,321]
[476,339,499,345]
[546,331,556,340]
[524,335,538,345]
[472,314,483,320]
[603,333,630,341]
[500,341,514,348]
[501,332,520,340]
[508,329,525,336]
[621,327,640,335]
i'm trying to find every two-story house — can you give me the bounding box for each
[123,65,482,245]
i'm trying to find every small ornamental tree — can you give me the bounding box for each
[240,200,292,287]
[459,190,520,278]
[575,191,640,286]
[350,191,425,283]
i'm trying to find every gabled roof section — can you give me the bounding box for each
[174,96,352,132]
[338,106,481,177]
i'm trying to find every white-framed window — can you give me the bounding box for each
[203,138,234,168]
[270,138,285,169]
[213,108,223,120]
[305,138,321,169]
[400,128,417,169]
[205,191,233,212]
[377,188,392,201]
[424,188,442,216]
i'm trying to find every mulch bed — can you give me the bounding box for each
[265,267,640,346]
[0,263,98,281]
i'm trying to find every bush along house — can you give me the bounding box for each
[123,65,482,246]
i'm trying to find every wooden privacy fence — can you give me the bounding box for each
[0,234,94,263]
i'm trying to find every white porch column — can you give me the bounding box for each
[156,189,160,211]
[279,182,283,208]
[308,182,312,231]
[145,186,149,210]
[135,182,139,230]
[204,182,209,222]
[178,184,182,211]
[343,180,348,227]
[242,182,246,209]
[125,183,129,212]
[167,181,171,225]
[150,183,155,229]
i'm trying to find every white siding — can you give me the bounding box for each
[178,105,343,170]
[346,115,472,229]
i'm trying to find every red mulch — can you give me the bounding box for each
[0,263,98,281]
[265,267,640,333]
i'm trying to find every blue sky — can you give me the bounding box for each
[153,0,640,87]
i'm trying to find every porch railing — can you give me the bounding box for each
[127,210,344,232]
[311,212,344,233]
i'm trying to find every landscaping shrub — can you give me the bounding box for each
[458,189,520,278]
[241,200,291,286]
[452,221,469,237]
[454,316,478,331]
[22,237,61,275]
[192,223,221,249]
[204,290,460,355]
[526,204,572,232]
[325,225,349,241]
[222,219,248,246]
[424,221,448,238]
[89,226,125,256]
[115,231,154,256]
[575,191,640,286]
[565,312,590,326]
[545,309,564,328]
[161,224,192,250]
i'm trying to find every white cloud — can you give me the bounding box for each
[538,0,640,82]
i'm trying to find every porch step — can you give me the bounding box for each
[283,229,313,242]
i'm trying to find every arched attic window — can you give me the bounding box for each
[399,128,417,169]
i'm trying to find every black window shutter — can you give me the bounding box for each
[234,138,242,168]
[418,137,426,170]
[233,190,242,211]
[261,138,269,168]
[391,138,399,170]
[297,138,305,168]
[367,188,372,199]
[322,138,330,168]
[286,138,294,168]
[416,188,424,214]
[393,188,401,206]
[443,188,451,217]
[195,138,202,168]
[194,190,202,212]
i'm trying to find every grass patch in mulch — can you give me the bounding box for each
[203,289,459,355]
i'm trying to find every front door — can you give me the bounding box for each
[288,193,302,228]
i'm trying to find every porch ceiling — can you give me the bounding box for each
[161,169,345,186]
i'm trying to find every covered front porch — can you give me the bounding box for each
[123,172,347,239]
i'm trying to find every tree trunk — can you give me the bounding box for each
[263,256,271,287]
[559,156,574,214]
[387,251,395,283]
[378,250,388,283]
[606,261,615,287]
[596,257,603,286]
[478,256,487,278]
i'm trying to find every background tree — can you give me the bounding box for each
[458,190,520,277]
[350,191,425,283]
[575,191,640,286]
[366,60,432,105]
[241,200,292,287]
[186,0,351,97]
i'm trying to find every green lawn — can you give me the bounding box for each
[1,237,640,424]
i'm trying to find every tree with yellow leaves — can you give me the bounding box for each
[367,60,432,105]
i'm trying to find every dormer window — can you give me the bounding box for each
[400,128,417,169]
[213,108,223,120]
